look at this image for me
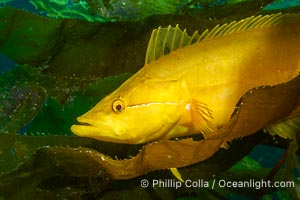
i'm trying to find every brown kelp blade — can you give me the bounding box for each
[207,73,300,141]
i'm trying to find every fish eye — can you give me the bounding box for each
[112,99,125,113]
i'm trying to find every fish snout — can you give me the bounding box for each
[76,116,94,126]
[71,115,129,142]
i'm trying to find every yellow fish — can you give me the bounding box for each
[71,13,300,144]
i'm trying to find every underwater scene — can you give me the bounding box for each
[1,0,300,199]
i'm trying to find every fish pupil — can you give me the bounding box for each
[116,104,122,111]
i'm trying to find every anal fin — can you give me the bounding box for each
[170,168,184,182]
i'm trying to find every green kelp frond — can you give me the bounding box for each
[25,73,131,136]
[29,0,110,22]
[0,0,12,4]
[29,0,185,22]
[0,65,45,134]
[0,65,119,135]
[230,156,262,170]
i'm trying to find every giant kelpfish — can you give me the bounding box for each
[71,13,300,146]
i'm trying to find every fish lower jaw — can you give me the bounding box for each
[76,122,92,126]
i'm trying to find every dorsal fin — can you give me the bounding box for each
[145,13,300,65]
[145,24,199,64]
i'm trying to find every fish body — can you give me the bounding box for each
[71,13,300,144]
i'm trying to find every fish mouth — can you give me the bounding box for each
[75,121,93,126]
[77,117,95,126]
[71,116,110,134]
[72,117,95,127]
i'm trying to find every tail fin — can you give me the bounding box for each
[265,116,300,139]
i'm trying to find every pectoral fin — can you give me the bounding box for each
[190,99,217,135]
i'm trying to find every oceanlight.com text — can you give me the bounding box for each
[140,179,295,190]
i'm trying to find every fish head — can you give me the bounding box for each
[71,77,186,144]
